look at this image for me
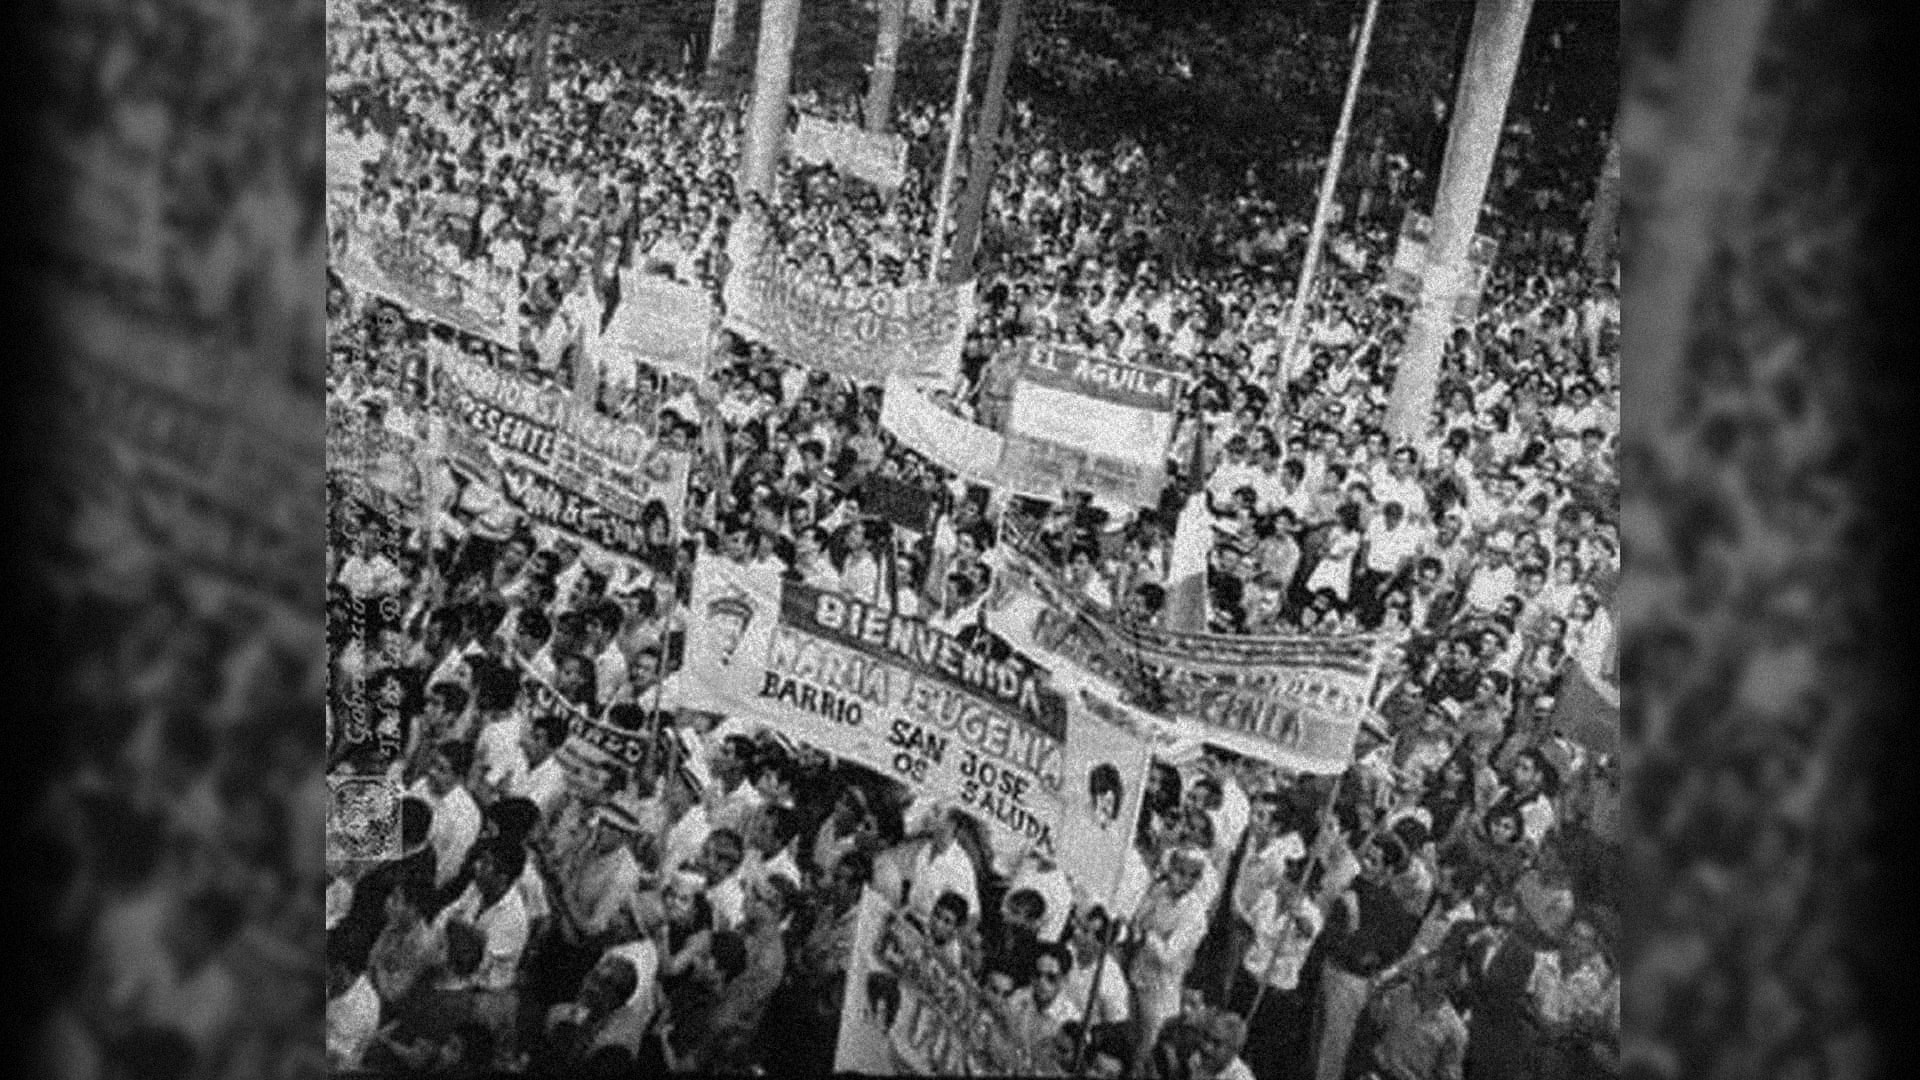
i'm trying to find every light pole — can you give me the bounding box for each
[1274,0,1382,387]
[928,0,987,282]
[1383,0,1534,445]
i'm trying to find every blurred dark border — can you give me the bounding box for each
[0,0,1917,1077]
[1856,0,1920,1071]
[0,0,80,1067]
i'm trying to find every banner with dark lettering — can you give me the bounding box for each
[834,887,1041,1076]
[435,352,690,555]
[335,224,518,346]
[790,115,910,191]
[986,536,1384,775]
[685,558,1071,857]
[514,655,652,795]
[999,345,1179,506]
[598,273,718,378]
[722,219,974,386]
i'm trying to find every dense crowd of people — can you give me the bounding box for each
[327,1,1619,1077]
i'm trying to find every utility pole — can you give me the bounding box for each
[1383,0,1533,445]
[928,0,986,281]
[866,0,907,132]
[1274,0,1381,386]
[948,0,1024,282]
[740,0,805,199]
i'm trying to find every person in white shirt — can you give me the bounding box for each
[436,841,531,992]
[660,779,714,877]
[704,734,767,836]
[903,807,980,926]
[1129,847,1214,1068]
[1245,443,1291,515]
[585,602,632,706]
[1192,1010,1257,1080]
[1233,876,1325,1080]
[554,807,646,950]
[1358,502,1423,621]
[595,898,667,1054]
[739,803,803,892]
[791,526,845,592]
[695,828,750,932]
[1008,942,1083,1047]
[409,741,481,890]
[1206,436,1260,512]
[1064,905,1131,1029]
[1463,539,1519,614]
[506,713,571,821]
[1216,791,1308,995]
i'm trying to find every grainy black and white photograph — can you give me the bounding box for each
[322,0,1621,1075]
[4,0,1913,1078]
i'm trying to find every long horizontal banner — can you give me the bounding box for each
[997,434,1166,508]
[986,533,1382,774]
[596,272,718,379]
[685,558,1075,857]
[879,377,1155,505]
[723,218,973,386]
[790,115,909,191]
[335,226,518,346]
[1001,345,1178,507]
[836,887,1041,1076]
[434,352,690,554]
[878,378,1022,494]
[438,352,655,469]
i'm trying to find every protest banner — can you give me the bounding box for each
[434,352,690,556]
[999,344,1179,507]
[512,655,653,795]
[597,272,719,379]
[335,224,519,346]
[790,114,910,191]
[878,378,1029,494]
[723,219,974,385]
[987,535,1383,775]
[684,559,1073,858]
[1055,686,1155,894]
[835,887,1040,1076]
[1383,210,1498,323]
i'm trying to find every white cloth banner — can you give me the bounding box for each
[790,115,910,191]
